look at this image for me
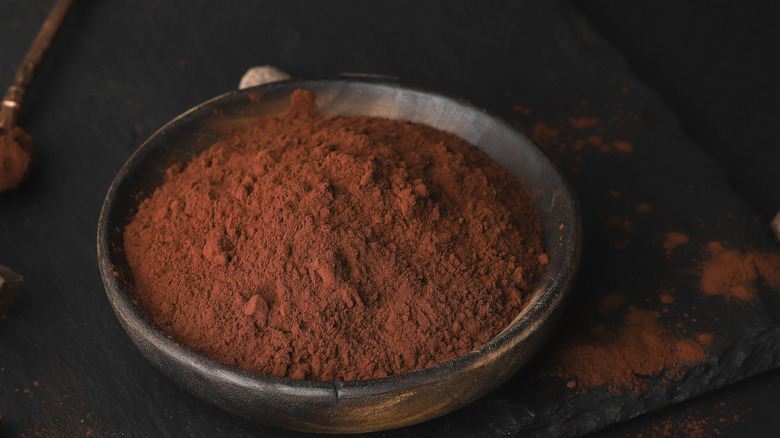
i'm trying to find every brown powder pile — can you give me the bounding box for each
[548,304,711,393]
[0,127,34,192]
[124,89,546,381]
[699,242,780,300]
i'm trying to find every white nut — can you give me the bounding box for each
[238,66,292,90]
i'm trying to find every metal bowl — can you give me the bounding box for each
[97,79,581,433]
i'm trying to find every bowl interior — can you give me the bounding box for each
[97,79,581,433]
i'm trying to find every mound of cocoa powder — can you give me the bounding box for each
[123,89,547,381]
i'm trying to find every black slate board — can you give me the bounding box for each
[1,1,779,437]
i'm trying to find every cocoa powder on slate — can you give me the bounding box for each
[124,89,546,381]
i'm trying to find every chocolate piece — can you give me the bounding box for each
[0,265,23,322]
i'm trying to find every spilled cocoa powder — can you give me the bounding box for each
[124,89,547,381]
[547,303,711,394]
[542,236,780,395]
[633,402,747,438]
[513,99,728,394]
[663,232,689,250]
[699,242,780,301]
[509,92,780,438]
[528,114,634,158]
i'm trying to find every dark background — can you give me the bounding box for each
[1,0,779,436]
[580,1,780,224]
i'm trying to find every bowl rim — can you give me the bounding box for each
[97,77,582,421]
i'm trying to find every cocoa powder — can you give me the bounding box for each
[517,101,723,394]
[124,90,546,381]
[547,304,711,394]
[699,242,780,301]
[0,127,34,193]
[635,402,748,438]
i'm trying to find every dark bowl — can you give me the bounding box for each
[97,79,581,433]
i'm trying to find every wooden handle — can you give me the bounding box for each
[0,0,76,130]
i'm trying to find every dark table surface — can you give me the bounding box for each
[578,1,780,436]
[1,1,779,436]
[520,4,780,435]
